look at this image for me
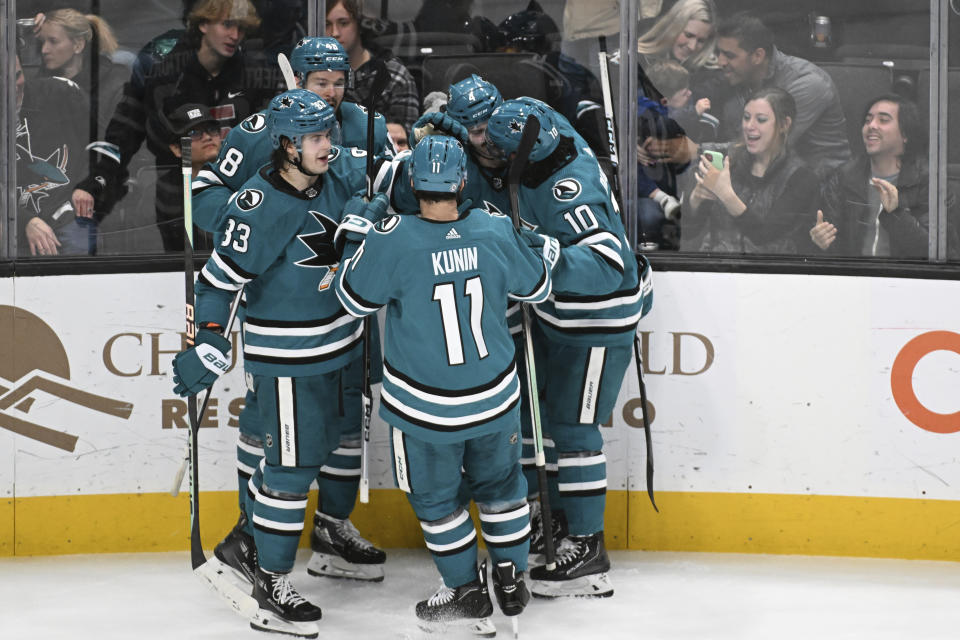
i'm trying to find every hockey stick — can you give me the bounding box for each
[633,329,658,512]
[180,137,259,618]
[508,114,557,574]
[598,37,658,252]
[358,58,390,504]
[170,289,243,497]
[180,135,205,572]
[277,52,297,91]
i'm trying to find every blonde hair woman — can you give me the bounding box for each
[35,9,127,138]
[637,0,717,71]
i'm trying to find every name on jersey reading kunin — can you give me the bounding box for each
[432,245,479,276]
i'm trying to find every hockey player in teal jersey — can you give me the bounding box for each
[192,36,394,232]
[335,135,560,634]
[192,54,396,588]
[483,97,648,599]
[173,94,380,638]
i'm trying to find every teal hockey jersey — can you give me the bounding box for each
[195,152,372,377]
[335,209,553,444]
[192,102,394,232]
[516,113,642,348]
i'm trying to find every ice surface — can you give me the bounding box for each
[1,549,958,639]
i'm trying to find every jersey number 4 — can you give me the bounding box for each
[433,277,488,366]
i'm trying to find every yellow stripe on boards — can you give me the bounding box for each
[628,491,960,561]
[6,490,959,561]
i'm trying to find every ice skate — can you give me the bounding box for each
[306,513,386,582]
[213,513,257,585]
[415,562,496,637]
[528,502,567,566]
[491,560,530,616]
[529,531,614,598]
[250,566,322,638]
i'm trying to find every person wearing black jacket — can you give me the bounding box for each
[810,94,956,259]
[15,52,91,257]
[71,0,277,251]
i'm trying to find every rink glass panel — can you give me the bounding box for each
[1,1,958,263]
[6,0,305,259]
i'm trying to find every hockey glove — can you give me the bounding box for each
[172,329,231,397]
[412,112,470,146]
[637,254,654,318]
[520,229,562,272]
[335,193,390,257]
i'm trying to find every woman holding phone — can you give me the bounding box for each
[682,87,819,254]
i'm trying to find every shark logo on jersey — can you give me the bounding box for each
[327,146,341,162]
[552,178,581,201]
[237,188,264,210]
[296,211,340,267]
[482,200,505,216]
[241,113,267,133]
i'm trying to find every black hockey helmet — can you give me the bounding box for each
[497,0,559,55]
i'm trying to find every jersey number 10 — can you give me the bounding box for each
[433,276,488,366]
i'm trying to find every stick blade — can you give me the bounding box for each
[508,115,541,187]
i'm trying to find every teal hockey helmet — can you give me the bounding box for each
[446,74,503,128]
[267,89,339,150]
[290,37,351,79]
[410,135,467,194]
[485,97,559,162]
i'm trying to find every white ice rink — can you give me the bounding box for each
[1,548,958,640]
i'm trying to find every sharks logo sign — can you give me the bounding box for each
[552,178,581,202]
[240,113,267,133]
[237,188,264,211]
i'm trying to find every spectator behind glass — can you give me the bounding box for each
[810,94,955,258]
[683,87,819,254]
[33,9,127,140]
[386,120,409,152]
[160,102,224,178]
[71,0,272,253]
[326,0,420,133]
[636,59,719,249]
[714,12,850,177]
[15,51,93,257]
[637,0,717,74]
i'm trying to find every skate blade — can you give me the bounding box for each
[195,560,259,618]
[250,611,320,639]
[416,616,496,638]
[530,572,614,599]
[306,552,385,582]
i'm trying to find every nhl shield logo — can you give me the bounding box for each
[552,178,581,201]
[237,188,264,211]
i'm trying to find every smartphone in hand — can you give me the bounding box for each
[703,150,724,170]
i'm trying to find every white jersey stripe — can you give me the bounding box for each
[558,479,607,492]
[252,514,305,531]
[381,382,520,427]
[558,453,607,468]
[384,365,517,406]
[244,324,363,358]
[420,509,471,535]
[478,503,530,523]
[277,377,297,467]
[579,347,605,423]
[483,524,532,544]
[425,529,477,553]
[244,314,357,337]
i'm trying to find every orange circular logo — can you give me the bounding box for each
[890,331,960,434]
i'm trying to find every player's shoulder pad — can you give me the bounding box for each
[373,214,401,234]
